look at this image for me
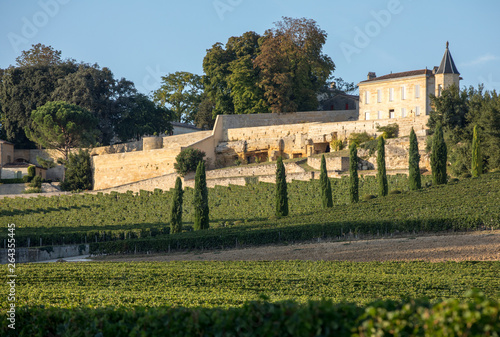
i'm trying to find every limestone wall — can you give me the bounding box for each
[307,156,349,172]
[218,110,358,141]
[91,147,180,190]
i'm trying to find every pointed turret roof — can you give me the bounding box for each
[436,41,460,75]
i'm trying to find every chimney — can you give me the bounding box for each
[367,72,376,80]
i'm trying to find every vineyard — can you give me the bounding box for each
[2,261,499,335]
[1,172,499,253]
[5,261,500,308]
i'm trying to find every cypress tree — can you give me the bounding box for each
[170,177,183,234]
[377,136,388,197]
[320,154,333,208]
[349,143,359,203]
[431,123,447,185]
[275,156,289,217]
[193,160,209,230]
[408,127,422,190]
[471,125,482,177]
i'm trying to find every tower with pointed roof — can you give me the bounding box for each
[434,41,460,97]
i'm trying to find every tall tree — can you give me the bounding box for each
[152,71,203,123]
[15,43,62,67]
[377,136,388,197]
[320,154,333,208]
[25,101,98,160]
[0,60,79,147]
[254,17,335,113]
[471,125,482,177]
[193,160,209,230]
[275,156,289,217]
[115,94,173,141]
[51,64,137,145]
[431,123,448,185]
[349,143,359,203]
[170,177,184,234]
[408,128,422,190]
[202,31,268,117]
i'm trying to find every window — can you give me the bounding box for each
[401,108,407,117]
[389,109,395,119]
[401,86,406,100]
[438,84,443,97]
[377,89,381,103]
[365,112,370,120]
[377,111,382,119]
[389,88,394,102]
[415,84,420,98]
[364,91,369,104]
[415,106,420,116]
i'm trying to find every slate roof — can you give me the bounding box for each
[359,69,433,84]
[436,42,460,74]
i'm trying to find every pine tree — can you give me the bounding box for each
[170,177,183,234]
[193,160,209,230]
[275,156,289,217]
[431,123,448,185]
[377,136,388,197]
[320,154,333,208]
[471,125,482,177]
[409,127,422,190]
[349,143,359,203]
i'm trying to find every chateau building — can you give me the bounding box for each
[358,42,461,121]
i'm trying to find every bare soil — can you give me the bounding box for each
[91,230,500,263]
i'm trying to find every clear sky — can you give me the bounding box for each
[1,0,499,95]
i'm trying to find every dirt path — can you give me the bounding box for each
[92,230,500,263]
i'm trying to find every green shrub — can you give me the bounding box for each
[29,175,42,189]
[22,175,31,183]
[174,148,206,177]
[448,178,459,184]
[60,149,93,191]
[330,139,344,151]
[23,187,42,194]
[348,132,373,147]
[27,165,36,179]
[376,123,399,139]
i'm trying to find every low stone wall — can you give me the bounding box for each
[0,244,89,264]
[307,156,349,172]
[206,162,305,179]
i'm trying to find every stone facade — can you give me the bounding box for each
[358,43,460,121]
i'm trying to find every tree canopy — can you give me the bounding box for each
[1,44,143,147]
[152,71,203,124]
[25,101,98,160]
[201,17,336,117]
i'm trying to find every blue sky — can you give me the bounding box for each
[1,0,499,95]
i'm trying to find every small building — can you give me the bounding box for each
[358,42,461,121]
[1,162,46,180]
